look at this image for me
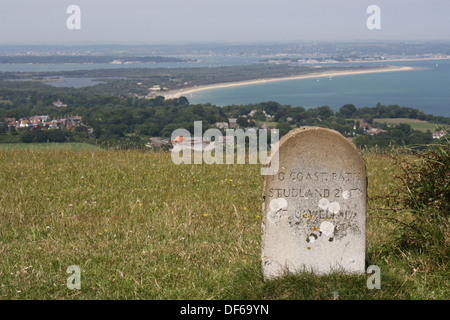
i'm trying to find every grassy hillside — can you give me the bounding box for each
[0,147,448,300]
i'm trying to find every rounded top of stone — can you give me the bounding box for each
[267,126,366,173]
[279,126,354,146]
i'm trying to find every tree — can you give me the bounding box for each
[9,125,18,135]
[286,106,306,120]
[33,129,49,142]
[160,123,183,138]
[308,106,334,120]
[105,124,127,137]
[408,131,432,145]
[47,129,67,142]
[363,115,374,125]
[276,121,292,137]
[153,96,166,106]
[274,111,286,122]
[390,128,406,140]
[261,101,281,116]
[396,123,412,136]
[0,123,7,135]
[237,116,250,128]
[316,106,334,119]
[339,104,357,118]
[252,110,267,122]
[147,123,162,137]
[177,96,190,106]
[353,135,371,148]
[20,131,33,143]
[192,105,205,117]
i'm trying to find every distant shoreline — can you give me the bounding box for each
[163,66,415,99]
[262,56,450,64]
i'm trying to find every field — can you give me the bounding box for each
[257,118,448,134]
[0,147,448,300]
[0,142,101,151]
[370,118,447,132]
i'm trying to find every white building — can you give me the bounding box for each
[432,131,447,139]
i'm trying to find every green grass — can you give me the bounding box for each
[255,121,282,129]
[369,118,448,132]
[0,148,448,300]
[0,142,101,151]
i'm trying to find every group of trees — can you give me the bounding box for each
[19,128,68,143]
[0,85,448,149]
[225,102,447,146]
[353,123,434,149]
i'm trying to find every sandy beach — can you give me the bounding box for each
[163,66,414,99]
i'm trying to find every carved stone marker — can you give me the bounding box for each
[261,127,366,278]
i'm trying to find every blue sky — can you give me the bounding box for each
[0,0,449,44]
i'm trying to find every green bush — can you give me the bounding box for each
[393,136,449,263]
[397,139,449,214]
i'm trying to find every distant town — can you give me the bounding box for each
[4,114,82,130]
[3,99,82,130]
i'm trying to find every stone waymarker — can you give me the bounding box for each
[261,127,367,278]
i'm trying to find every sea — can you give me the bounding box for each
[188,59,450,117]
[1,57,449,117]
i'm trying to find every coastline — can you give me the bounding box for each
[163,66,415,99]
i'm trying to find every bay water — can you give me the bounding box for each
[189,59,450,117]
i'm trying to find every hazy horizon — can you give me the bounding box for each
[1,0,449,46]
[2,38,450,47]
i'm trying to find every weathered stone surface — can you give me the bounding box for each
[261,127,367,279]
